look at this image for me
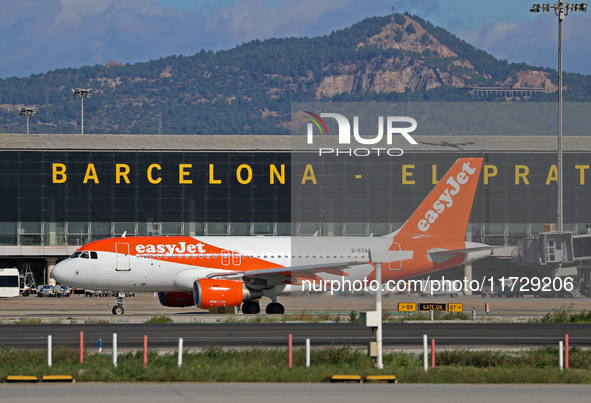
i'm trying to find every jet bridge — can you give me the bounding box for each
[519,231,591,297]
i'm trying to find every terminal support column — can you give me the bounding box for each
[463,263,472,295]
[46,258,57,285]
[464,229,473,295]
[375,262,383,369]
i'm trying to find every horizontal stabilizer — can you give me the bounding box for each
[428,246,495,263]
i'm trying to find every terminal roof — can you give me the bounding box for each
[0,133,589,153]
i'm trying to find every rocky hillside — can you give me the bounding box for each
[317,14,559,97]
[0,13,587,135]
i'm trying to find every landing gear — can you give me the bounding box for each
[242,300,261,314]
[265,302,285,314]
[112,292,125,315]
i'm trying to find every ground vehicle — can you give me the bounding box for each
[54,285,70,297]
[0,268,20,298]
[85,290,134,297]
[21,285,36,296]
[481,278,524,297]
[37,285,55,297]
[420,279,460,298]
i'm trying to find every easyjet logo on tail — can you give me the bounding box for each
[417,161,477,232]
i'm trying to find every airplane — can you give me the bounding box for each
[51,158,492,315]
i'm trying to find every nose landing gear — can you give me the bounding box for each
[112,292,125,315]
[112,305,124,315]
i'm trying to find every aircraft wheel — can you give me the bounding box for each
[112,305,124,315]
[266,303,285,314]
[242,301,260,315]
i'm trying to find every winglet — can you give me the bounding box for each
[393,158,483,241]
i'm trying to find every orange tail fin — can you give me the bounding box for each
[394,158,483,241]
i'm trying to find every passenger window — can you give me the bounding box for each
[90,252,98,259]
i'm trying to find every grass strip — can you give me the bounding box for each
[1,345,590,383]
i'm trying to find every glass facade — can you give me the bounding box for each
[291,151,591,245]
[1,150,290,245]
[1,149,590,247]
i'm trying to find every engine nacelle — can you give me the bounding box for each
[158,291,195,308]
[193,278,261,309]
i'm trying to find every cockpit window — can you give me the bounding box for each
[70,251,82,259]
[90,251,98,259]
[80,251,89,259]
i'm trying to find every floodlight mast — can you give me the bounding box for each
[530,2,587,232]
[18,107,36,135]
[72,88,92,134]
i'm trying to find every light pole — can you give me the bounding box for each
[19,107,36,135]
[530,2,587,232]
[72,88,92,134]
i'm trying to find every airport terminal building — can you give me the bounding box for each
[2,133,591,294]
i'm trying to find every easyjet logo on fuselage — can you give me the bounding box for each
[135,242,206,255]
[417,161,477,232]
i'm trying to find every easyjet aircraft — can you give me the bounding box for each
[51,158,492,315]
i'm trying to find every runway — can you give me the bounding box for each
[2,383,591,403]
[0,323,588,349]
[1,293,587,323]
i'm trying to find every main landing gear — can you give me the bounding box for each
[241,300,285,314]
[112,292,125,315]
[265,302,285,314]
[241,300,260,314]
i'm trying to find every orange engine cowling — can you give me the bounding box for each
[158,292,195,307]
[193,278,261,309]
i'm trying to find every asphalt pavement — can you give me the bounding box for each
[0,322,588,349]
[2,383,591,403]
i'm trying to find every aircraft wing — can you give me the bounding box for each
[207,249,416,285]
[207,261,368,283]
[174,251,415,291]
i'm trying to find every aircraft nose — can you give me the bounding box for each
[50,260,68,283]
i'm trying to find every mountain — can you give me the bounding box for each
[1,13,590,135]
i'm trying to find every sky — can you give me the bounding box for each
[1,0,590,79]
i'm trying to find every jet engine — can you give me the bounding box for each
[193,278,262,309]
[157,292,195,307]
